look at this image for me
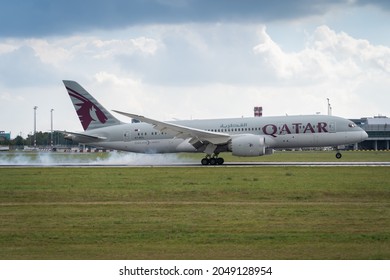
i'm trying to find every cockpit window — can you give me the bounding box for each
[348,123,356,128]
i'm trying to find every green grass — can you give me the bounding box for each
[0,165,389,260]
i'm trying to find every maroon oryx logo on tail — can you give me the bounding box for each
[66,86,108,130]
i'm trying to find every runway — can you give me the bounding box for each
[225,161,390,167]
[1,161,390,167]
[1,151,389,167]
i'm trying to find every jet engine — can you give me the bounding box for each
[229,135,266,156]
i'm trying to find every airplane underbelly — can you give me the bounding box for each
[93,139,195,153]
[274,132,359,148]
[275,134,316,148]
[316,132,354,146]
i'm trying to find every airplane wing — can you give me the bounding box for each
[112,110,231,145]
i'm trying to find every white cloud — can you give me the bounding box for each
[0,91,25,102]
[250,24,390,118]
[253,25,390,81]
[94,71,141,87]
[311,25,390,74]
[87,72,151,119]
[91,36,162,59]
[26,39,72,67]
[0,35,162,68]
[0,41,18,55]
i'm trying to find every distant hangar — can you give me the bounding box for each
[352,116,390,150]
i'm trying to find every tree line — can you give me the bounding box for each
[0,131,72,147]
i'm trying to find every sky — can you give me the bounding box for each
[1,0,390,138]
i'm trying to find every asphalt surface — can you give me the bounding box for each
[1,162,390,167]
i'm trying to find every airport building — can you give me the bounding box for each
[352,116,390,150]
[0,131,11,141]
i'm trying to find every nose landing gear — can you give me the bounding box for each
[335,152,342,159]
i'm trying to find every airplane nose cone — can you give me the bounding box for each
[361,130,368,141]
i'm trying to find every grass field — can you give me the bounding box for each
[0,161,389,259]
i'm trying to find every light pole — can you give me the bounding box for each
[51,109,54,147]
[327,98,332,116]
[33,106,38,147]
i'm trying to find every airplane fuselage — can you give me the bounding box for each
[68,114,368,154]
[62,80,369,164]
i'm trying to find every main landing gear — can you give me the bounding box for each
[201,154,225,165]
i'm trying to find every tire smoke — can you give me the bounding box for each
[0,151,195,166]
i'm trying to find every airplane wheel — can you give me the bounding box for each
[217,158,224,165]
[209,158,217,165]
[201,158,209,165]
[335,152,342,159]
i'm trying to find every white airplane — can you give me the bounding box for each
[62,80,368,165]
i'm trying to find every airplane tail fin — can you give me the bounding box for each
[63,80,122,131]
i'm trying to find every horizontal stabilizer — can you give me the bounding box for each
[56,130,107,142]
